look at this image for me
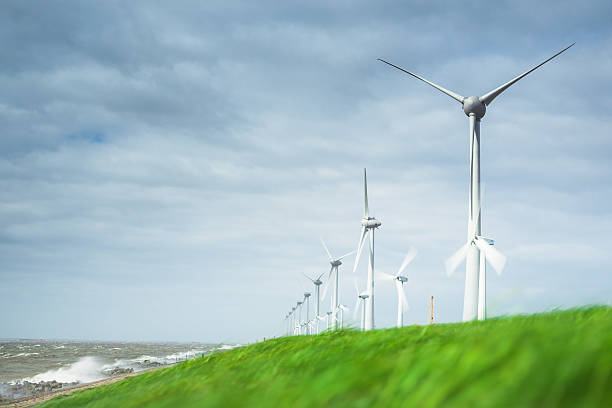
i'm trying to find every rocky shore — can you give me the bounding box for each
[0,368,136,403]
[0,366,165,407]
[0,380,78,402]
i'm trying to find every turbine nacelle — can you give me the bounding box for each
[304,292,311,298]
[396,275,408,283]
[313,280,323,286]
[361,217,381,229]
[359,292,369,300]
[330,259,342,267]
[463,96,486,119]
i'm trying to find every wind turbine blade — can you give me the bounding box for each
[397,247,418,276]
[320,238,333,260]
[302,272,315,283]
[445,243,469,276]
[479,43,575,106]
[353,227,368,273]
[475,238,506,275]
[353,279,360,296]
[375,269,395,282]
[396,281,409,311]
[337,250,356,261]
[321,265,334,300]
[363,168,369,218]
[316,272,325,281]
[352,298,361,320]
[377,59,465,103]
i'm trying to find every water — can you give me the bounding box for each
[0,339,240,401]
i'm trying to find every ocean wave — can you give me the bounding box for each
[21,356,104,384]
[217,344,241,350]
[15,348,207,385]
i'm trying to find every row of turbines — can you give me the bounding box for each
[284,43,574,334]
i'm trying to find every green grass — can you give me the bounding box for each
[40,307,612,408]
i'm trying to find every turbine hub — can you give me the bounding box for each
[462,96,486,119]
[361,217,381,229]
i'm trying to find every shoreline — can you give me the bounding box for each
[0,365,170,408]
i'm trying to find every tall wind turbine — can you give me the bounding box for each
[320,239,354,329]
[303,272,324,333]
[353,168,381,330]
[377,248,417,327]
[379,44,573,321]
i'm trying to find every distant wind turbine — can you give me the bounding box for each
[296,301,303,335]
[352,280,369,331]
[303,272,325,333]
[320,238,354,329]
[303,292,311,334]
[353,168,381,330]
[377,248,417,327]
[379,44,573,321]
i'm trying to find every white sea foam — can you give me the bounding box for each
[217,344,241,350]
[22,356,104,384]
[17,348,207,385]
[11,353,40,358]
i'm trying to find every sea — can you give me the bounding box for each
[0,339,240,402]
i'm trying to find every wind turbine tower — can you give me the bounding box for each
[379,44,573,321]
[353,168,381,330]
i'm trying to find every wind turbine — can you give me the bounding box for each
[320,238,354,329]
[296,301,303,335]
[290,306,296,335]
[353,168,381,330]
[303,272,324,334]
[303,292,311,334]
[377,248,417,327]
[379,44,573,321]
[337,304,348,329]
[352,280,369,331]
[325,311,332,330]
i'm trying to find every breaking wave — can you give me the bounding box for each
[17,348,207,384]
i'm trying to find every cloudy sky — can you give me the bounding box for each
[1,1,611,343]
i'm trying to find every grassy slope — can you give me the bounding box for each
[41,307,612,408]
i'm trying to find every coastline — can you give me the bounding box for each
[0,365,169,408]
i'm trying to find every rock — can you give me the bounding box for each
[106,367,134,376]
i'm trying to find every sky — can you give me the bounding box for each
[1,1,611,343]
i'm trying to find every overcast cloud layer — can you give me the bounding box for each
[1,1,611,342]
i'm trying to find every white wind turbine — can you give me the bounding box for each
[320,238,354,329]
[303,272,325,334]
[379,44,573,321]
[296,300,303,335]
[353,168,381,330]
[290,306,296,335]
[377,248,417,327]
[325,311,332,330]
[303,292,311,334]
[337,304,349,329]
[352,280,369,331]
